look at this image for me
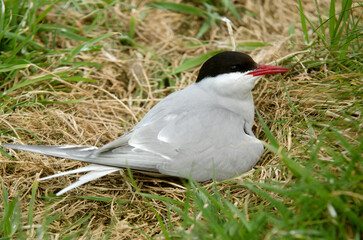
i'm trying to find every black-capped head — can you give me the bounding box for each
[196,51,258,82]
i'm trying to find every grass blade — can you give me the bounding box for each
[60,32,113,63]
[328,0,336,45]
[0,0,5,37]
[1,71,70,96]
[170,50,223,75]
[0,64,31,73]
[298,0,309,44]
[244,183,292,220]
[196,21,211,39]
[221,0,241,19]
[237,42,271,51]
[152,2,206,16]
[27,181,38,234]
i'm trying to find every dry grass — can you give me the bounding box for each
[1,0,360,239]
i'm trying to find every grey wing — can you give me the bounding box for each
[89,108,220,173]
[85,112,180,172]
[124,107,264,180]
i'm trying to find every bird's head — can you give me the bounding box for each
[196,51,289,98]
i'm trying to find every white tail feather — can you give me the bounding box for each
[38,164,120,195]
[38,164,118,181]
[56,168,119,196]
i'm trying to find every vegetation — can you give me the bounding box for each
[0,0,362,239]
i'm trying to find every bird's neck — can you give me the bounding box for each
[196,83,255,122]
[215,93,255,122]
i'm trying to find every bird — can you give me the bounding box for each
[3,51,289,195]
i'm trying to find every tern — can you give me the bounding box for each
[3,51,289,195]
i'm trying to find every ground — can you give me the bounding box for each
[0,0,362,239]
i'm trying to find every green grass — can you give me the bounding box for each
[152,0,240,39]
[0,0,111,113]
[1,0,362,239]
[0,180,94,238]
[298,0,362,72]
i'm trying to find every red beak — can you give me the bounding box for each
[248,65,289,77]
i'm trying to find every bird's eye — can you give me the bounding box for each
[230,65,238,70]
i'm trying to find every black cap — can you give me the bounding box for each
[196,51,258,82]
